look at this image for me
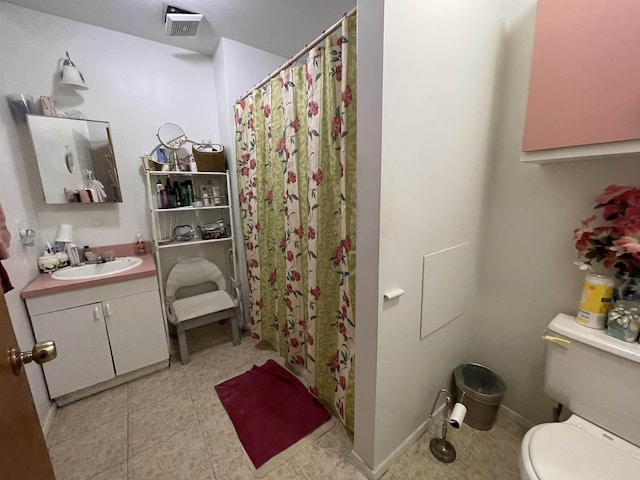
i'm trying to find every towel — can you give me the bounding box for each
[0,201,10,260]
[0,201,13,293]
[1,262,13,293]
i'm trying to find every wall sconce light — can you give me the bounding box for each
[18,228,36,247]
[60,51,87,89]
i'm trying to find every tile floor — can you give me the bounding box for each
[46,322,525,480]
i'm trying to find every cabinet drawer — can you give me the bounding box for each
[25,276,159,316]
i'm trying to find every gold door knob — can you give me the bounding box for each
[9,341,57,376]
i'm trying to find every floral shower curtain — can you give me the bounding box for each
[234,14,356,428]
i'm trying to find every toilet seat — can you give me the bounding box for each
[520,415,640,480]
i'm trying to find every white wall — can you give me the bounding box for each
[0,2,219,247]
[353,0,384,471]
[0,37,52,427]
[0,1,220,426]
[212,38,287,326]
[471,0,640,424]
[354,0,508,473]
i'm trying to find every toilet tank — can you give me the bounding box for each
[544,313,640,447]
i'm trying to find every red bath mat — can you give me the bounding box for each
[215,359,331,469]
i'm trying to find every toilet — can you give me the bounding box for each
[520,313,640,480]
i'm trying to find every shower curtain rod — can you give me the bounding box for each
[236,6,357,103]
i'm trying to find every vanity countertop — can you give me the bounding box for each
[21,252,156,300]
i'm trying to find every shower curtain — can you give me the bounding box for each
[234,14,356,428]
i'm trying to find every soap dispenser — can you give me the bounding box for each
[135,230,147,255]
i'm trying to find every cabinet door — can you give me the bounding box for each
[30,303,115,399]
[523,0,640,151]
[104,290,168,376]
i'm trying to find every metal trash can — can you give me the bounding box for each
[452,363,506,431]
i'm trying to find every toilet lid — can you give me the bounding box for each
[529,423,640,480]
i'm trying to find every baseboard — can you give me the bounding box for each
[55,360,168,406]
[499,404,535,430]
[42,402,57,439]
[348,451,375,480]
[348,405,443,480]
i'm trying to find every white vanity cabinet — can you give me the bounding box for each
[25,276,168,404]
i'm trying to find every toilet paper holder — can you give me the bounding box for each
[427,388,467,463]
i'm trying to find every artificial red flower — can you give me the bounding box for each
[575,186,640,275]
[595,185,635,205]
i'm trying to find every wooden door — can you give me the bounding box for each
[0,290,55,478]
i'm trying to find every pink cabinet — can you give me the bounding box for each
[522,0,640,161]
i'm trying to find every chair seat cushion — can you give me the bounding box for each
[171,290,236,324]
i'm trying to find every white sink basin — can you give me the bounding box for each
[52,257,143,281]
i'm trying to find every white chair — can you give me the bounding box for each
[165,257,241,364]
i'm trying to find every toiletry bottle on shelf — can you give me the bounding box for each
[180,181,189,206]
[158,180,168,209]
[173,181,182,207]
[186,181,194,206]
[165,179,176,208]
[189,154,198,172]
[154,180,163,209]
[135,230,147,255]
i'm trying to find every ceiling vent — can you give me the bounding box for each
[164,5,203,37]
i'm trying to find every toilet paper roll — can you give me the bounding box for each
[383,288,405,300]
[448,402,467,429]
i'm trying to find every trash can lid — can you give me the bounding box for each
[454,363,506,402]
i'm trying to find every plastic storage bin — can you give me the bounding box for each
[452,363,506,431]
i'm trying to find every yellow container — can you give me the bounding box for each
[576,273,615,329]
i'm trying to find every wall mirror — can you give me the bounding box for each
[26,115,123,204]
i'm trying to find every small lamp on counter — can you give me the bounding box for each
[55,224,73,248]
[60,51,87,89]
